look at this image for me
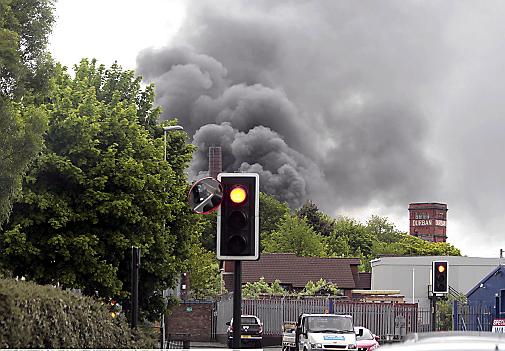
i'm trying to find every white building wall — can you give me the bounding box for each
[371,256,502,310]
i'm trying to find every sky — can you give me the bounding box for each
[49,0,505,258]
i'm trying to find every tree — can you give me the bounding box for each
[260,192,290,235]
[0,0,55,98]
[0,60,197,321]
[372,234,461,257]
[186,241,221,299]
[327,217,374,257]
[365,215,403,243]
[197,211,217,251]
[296,200,335,237]
[263,214,326,257]
[0,0,55,228]
[0,99,47,228]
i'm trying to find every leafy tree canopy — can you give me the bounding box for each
[328,217,375,258]
[296,200,335,237]
[186,237,221,300]
[0,59,197,321]
[0,0,55,228]
[260,192,290,235]
[263,214,326,257]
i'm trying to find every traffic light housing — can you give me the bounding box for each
[217,173,259,260]
[432,261,449,294]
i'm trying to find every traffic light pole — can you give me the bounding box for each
[232,260,242,349]
[431,294,437,332]
[131,247,140,329]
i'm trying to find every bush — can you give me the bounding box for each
[0,278,157,348]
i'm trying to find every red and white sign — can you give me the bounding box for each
[492,319,505,333]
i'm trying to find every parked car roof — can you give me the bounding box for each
[380,331,505,351]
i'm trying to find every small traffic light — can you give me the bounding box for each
[217,173,259,260]
[432,261,449,294]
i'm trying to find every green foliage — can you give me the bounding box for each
[243,278,341,298]
[299,278,342,296]
[261,192,290,235]
[0,0,54,227]
[296,200,336,237]
[0,98,48,227]
[186,241,221,299]
[198,211,217,251]
[373,234,461,256]
[0,0,55,98]
[0,277,157,348]
[436,297,455,331]
[243,277,287,298]
[0,60,197,321]
[366,215,403,243]
[327,217,374,258]
[260,192,291,251]
[263,214,326,257]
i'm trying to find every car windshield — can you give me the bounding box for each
[241,317,259,325]
[308,316,353,332]
[356,328,374,341]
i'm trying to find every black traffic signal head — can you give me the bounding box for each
[217,173,259,260]
[432,261,449,294]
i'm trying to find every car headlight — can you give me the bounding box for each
[310,343,323,349]
[369,344,378,350]
[347,344,357,349]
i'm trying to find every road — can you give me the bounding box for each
[190,341,282,350]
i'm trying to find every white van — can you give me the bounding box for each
[295,313,362,351]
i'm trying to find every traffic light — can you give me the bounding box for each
[217,173,259,260]
[432,261,449,294]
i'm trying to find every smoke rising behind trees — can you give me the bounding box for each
[135,0,505,255]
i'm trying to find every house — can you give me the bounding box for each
[221,253,371,297]
[467,265,505,317]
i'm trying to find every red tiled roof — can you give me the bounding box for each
[241,253,360,289]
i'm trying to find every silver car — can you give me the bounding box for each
[380,331,505,351]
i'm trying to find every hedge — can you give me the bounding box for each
[0,278,157,348]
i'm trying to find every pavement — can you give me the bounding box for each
[190,341,228,348]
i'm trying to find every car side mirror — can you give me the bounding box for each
[357,328,364,337]
[374,335,380,342]
[226,321,230,326]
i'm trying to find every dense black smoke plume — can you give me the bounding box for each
[136,0,447,212]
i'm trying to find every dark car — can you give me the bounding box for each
[226,314,263,348]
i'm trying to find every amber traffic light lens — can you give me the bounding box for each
[438,265,445,273]
[229,186,247,204]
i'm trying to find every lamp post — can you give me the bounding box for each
[161,125,184,349]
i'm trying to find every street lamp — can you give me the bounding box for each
[163,125,184,161]
[161,124,184,348]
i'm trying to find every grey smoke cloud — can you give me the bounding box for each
[135,0,444,212]
[136,0,505,255]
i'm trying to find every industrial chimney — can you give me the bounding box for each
[208,146,222,179]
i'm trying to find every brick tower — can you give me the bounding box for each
[409,202,448,242]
